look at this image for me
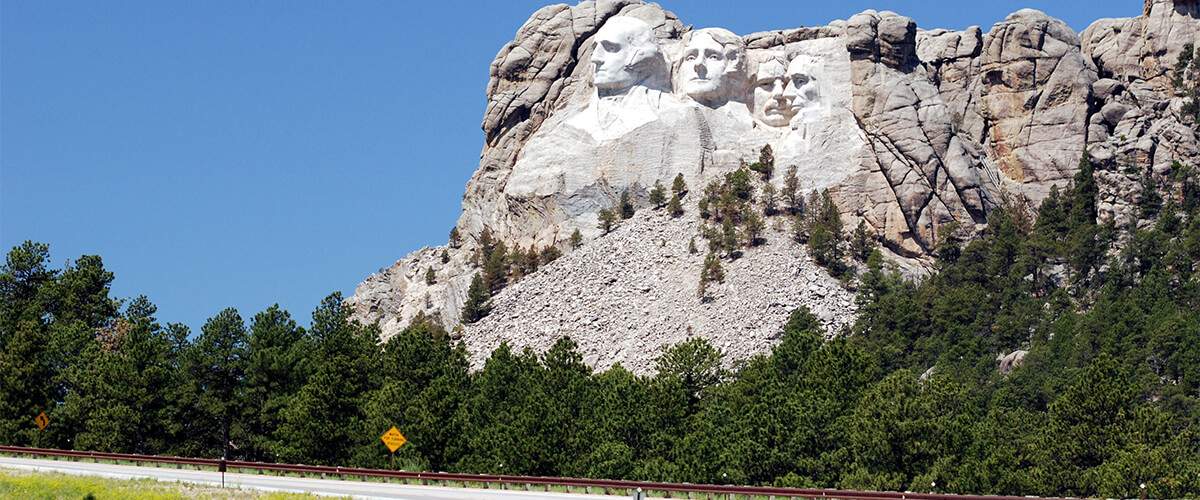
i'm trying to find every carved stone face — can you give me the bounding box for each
[679,29,743,106]
[784,55,821,114]
[752,57,796,127]
[589,17,660,94]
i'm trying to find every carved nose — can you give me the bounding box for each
[693,60,706,76]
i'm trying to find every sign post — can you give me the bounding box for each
[380,426,407,469]
[34,411,48,448]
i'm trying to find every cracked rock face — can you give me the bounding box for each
[1082,0,1200,228]
[350,1,1199,372]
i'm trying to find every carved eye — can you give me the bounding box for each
[601,41,620,52]
[793,75,810,85]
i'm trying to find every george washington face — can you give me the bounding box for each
[589,17,662,95]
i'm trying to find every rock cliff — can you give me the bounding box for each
[350,0,1200,373]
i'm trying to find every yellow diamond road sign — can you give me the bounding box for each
[34,412,48,431]
[381,426,406,453]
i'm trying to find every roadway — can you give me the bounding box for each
[0,456,628,499]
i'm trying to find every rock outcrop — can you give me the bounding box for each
[350,0,1200,373]
[1082,0,1200,227]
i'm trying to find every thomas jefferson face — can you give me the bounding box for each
[752,58,796,127]
[679,29,743,105]
[590,17,660,94]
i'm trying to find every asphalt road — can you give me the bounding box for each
[0,456,628,499]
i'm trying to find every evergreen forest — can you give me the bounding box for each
[2,157,1199,498]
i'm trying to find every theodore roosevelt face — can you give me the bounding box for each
[678,29,744,106]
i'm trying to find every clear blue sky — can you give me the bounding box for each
[1,0,1138,331]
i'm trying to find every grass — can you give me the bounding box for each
[0,468,333,499]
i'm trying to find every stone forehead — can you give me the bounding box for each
[596,16,656,45]
[787,54,822,74]
[684,27,744,51]
[752,52,789,78]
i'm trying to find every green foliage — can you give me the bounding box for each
[654,337,725,412]
[672,173,687,196]
[850,221,874,262]
[460,273,491,324]
[448,227,461,248]
[747,145,775,180]
[649,181,666,206]
[570,229,583,249]
[743,211,765,246]
[482,240,509,292]
[539,245,561,264]
[807,190,847,276]
[239,306,306,462]
[668,192,683,218]
[275,294,379,466]
[425,267,436,285]
[619,190,635,219]
[697,251,724,299]
[726,168,753,201]
[782,166,802,215]
[8,158,1200,497]
[761,183,778,216]
[597,208,617,234]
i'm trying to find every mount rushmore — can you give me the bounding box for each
[350,0,1200,372]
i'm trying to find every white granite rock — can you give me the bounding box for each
[349,1,1200,371]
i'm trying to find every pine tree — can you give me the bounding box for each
[425,267,437,285]
[850,221,874,262]
[461,273,491,324]
[620,190,635,219]
[697,251,725,299]
[540,245,561,264]
[275,293,379,466]
[483,241,509,292]
[239,305,306,462]
[184,307,248,459]
[570,229,583,249]
[749,145,775,180]
[672,173,688,196]
[791,212,808,243]
[649,181,667,206]
[526,244,541,274]
[440,249,450,264]
[668,193,684,217]
[598,209,618,234]
[721,218,739,256]
[1138,172,1162,219]
[783,166,801,215]
[688,237,698,254]
[744,211,765,246]
[807,190,845,274]
[727,168,753,200]
[762,183,778,216]
[655,337,725,411]
[449,227,462,248]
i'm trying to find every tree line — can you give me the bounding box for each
[1,156,1199,498]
